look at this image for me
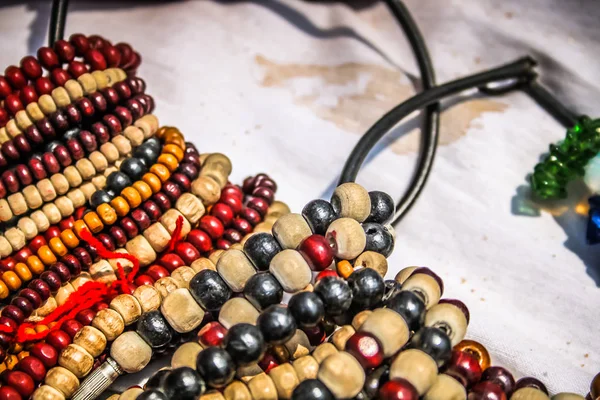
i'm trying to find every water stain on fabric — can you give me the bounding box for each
[256,54,507,154]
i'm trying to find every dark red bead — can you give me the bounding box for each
[345,332,384,369]
[20,56,42,80]
[187,229,213,253]
[482,367,515,396]
[240,207,261,226]
[101,87,120,107]
[0,348,5,364]
[0,76,12,98]
[183,152,200,167]
[102,45,121,67]
[129,52,142,71]
[223,229,242,243]
[89,91,107,113]
[162,181,182,202]
[125,98,143,119]
[41,153,59,174]
[0,153,7,168]
[103,114,122,136]
[315,269,338,282]
[62,319,83,339]
[299,234,334,271]
[68,61,88,78]
[34,77,54,96]
[0,332,11,347]
[40,271,62,291]
[69,33,90,56]
[2,171,19,193]
[30,342,58,368]
[28,157,46,180]
[258,351,279,374]
[258,177,277,192]
[76,97,95,119]
[5,94,23,116]
[84,49,107,70]
[94,302,109,312]
[175,242,200,265]
[199,216,225,239]
[197,322,228,347]
[159,254,186,272]
[221,194,243,215]
[50,110,69,132]
[14,247,33,263]
[147,265,169,281]
[1,305,24,324]
[96,233,115,252]
[91,122,110,143]
[170,173,191,192]
[64,103,81,125]
[61,254,82,276]
[14,165,32,187]
[49,262,71,283]
[54,39,75,62]
[222,185,243,200]
[50,67,70,87]
[46,330,71,351]
[28,279,50,300]
[0,180,6,198]
[65,138,84,160]
[36,118,55,138]
[113,81,132,99]
[135,94,152,113]
[514,378,548,395]
[252,186,275,205]
[177,163,198,180]
[37,47,60,70]
[135,274,154,287]
[4,66,26,90]
[17,355,46,382]
[379,378,419,400]
[109,226,128,247]
[468,381,507,400]
[11,296,33,317]
[0,316,17,332]
[0,257,15,272]
[216,238,231,250]
[73,247,93,268]
[75,309,96,326]
[142,200,162,222]
[247,197,269,216]
[131,209,151,231]
[0,386,22,400]
[0,109,9,128]
[116,43,134,68]
[19,288,41,309]
[3,371,34,397]
[78,130,97,152]
[13,135,31,157]
[127,77,145,95]
[19,85,38,105]
[232,217,252,235]
[53,145,72,167]
[114,105,132,127]
[445,349,483,388]
[120,217,139,239]
[87,35,108,50]
[45,226,61,240]
[152,192,172,212]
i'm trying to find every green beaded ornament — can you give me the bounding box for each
[530,116,600,199]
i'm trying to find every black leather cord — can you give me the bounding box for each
[49,0,69,46]
[523,81,579,128]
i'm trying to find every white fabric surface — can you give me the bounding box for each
[1,0,599,395]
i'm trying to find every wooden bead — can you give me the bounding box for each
[70,272,92,290]
[160,209,191,238]
[37,179,58,202]
[142,173,162,193]
[269,363,299,399]
[171,342,203,369]
[158,153,179,172]
[133,181,153,201]
[209,249,225,264]
[272,213,312,249]
[292,356,319,383]
[121,187,142,208]
[192,176,221,205]
[38,245,57,265]
[110,331,152,373]
[154,276,180,298]
[44,366,80,397]
[88,151,108,172]
[352,310,372,331]
[58,344,93,378]
[64,80,83,100]
[200,392,226,400]
[72,326,106,358]
[27,256,46,276]
[6,119,21,138]
[110,294,142,325]
[395,267,418,284]
[23,186,43,209]
[123,126,144,147]
[326,218,366,260]
[99,143,120,163]
[359,308,409,357]
[5,228,25,250]
[171,266,196,289]
[110,196,130,217]
[39,94,57,114]
[403,273,441,309]
[219,297,260,329]
[43,203,62,224]
[332,325,355,351]
[31,210,50,232]
[89,260,116,284]
[55,283,75,306]
[96,203,117,225]
[331,183,371,222]
[267,201,291,218]
[389,349,438,395]
[247,373,278,400]
[18,217,38,240]
[425,303,467,347]
[32,385,65,400]
[161,288,205,333]
[312,343,338,364]
[49,237,68,257]
[133,285,162,313]
[150,164,171,183]
[77,73,97,94]
[143,222,172,253]
[125,235,157,266]
[135,115,159,138]
[49,174,69,195]
[16,109,33,130]
[217,249,257,292]
[91,70,109,89]
[51,87,70,107]
[60,229,79,249]
[355,251,388,277]
[27,102,45,121]
[54,196,74,218]
[224,381,252,400]
[317,351,365,399]
[284,330,313,360]
[424,374,466,400]
[79,183,97,200]
[62,167,82,188]
[8,192,28,215]
[191,257,217,273]
[0,199,13,221]
[0,236,12,257]
[112,135,132,157]
[118,388,143,400]
[551,394,584,400]
[75,159,96,180]
[200,153,232,188]
[92,308,125,341]
[2,271,22,291]
[509,388,550,400]
[176,193,206,225]
[14,262,32,281]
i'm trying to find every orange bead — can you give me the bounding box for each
[163,144,184,162]
[143,173,162,194]
[49,237,68,257]
[4,355,18,369]
[110,196,130,217]
[0,363,7,375]
[22,328,36,337]
[336,260,354,279]
[156,126,170,139]
[150,164,171,183]
[60,229,79,249]
[26,256,45,275]
[48,322,57,329]
[15,350,27,360]
[14,263,32,282]
[34,325,49,334]
[164,132,185,149]
[0,279,9,300]
[73,219,90,238]
[158,154,179,172]
[96,203,117,225]
[83,212,104,233]
[454,340,491,370]
[133,181,153,201]
[37,245,57,266]
[121,187,142,208]
[2,271,22,291]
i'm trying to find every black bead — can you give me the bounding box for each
[385,290,426,332]
[243,273,283,311]
[291,379,334,400]
[89,190,112,208]
[163,367,206,400]
[136,389,168,400]
[223,323,266,366]
[347,268,385,310]
[120,157,148,180]
[313,276,352,316]
[134,143,160,166]
[145,137,161,151]
[188,270,232,312]
[243,233,281,271]
[363,223,394,257]
[381,280,402,304]
[410,326,452,367]
[144,368,170,391]
[302,199,337,235]
[363,365,390,399]
[196,347,235,388]
[257,305,297,344]
[106,171,132,193]
[137,310,173,348]
[366,191,394,224]
[288,291,324,328]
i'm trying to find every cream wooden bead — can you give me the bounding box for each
[67,188,86,208]
[389,349,438,395]
[332,325,355,351]
[64,79,83,100]
[200,153,232,188]
[154,276,180,298]
[89,260,117,284]
[118,388,143,400]
[326,218,366,260]
[91,70,109,89]
[17,217,38,240]
[267,201,291,218]
[551,394,585,400]
[219,297,260,329]
[272,213,312,249]
[247,373,278,400]
[192,176,222,205]
[143,222,173,253]
[23,185,43,209]
[424,374,466,400]
[45,366,80,397]
[160,209,192,238]
[0,199,12,221]
[395,266,418,284]
[269,249,312,293]
[312,343,338,364]
[54,196,74,218]
[75,159,96,180]
[269,363,299,399]
[171,342,203,369]
[26,102,45,121]
[73,326,107,358]
[171,266,196,289]
[511,388,551,400]
[6,119,22,138]
[284,330,313,360]
[71,272,92,290]
[92,309,125,341]
[107,249,134,275]
[191,257,216,273]
[425,303,467,346]
[59,344,94,378]
[359,308,409,357]
[331,183,371,222]
[31,210,50,232]
[77,73,97,94]
[37,179,58,202]
[217,249,256,292]
[224,381,252,400]
[355,251,388,277]
[125,235,157,266]
[403,273,442,309]
[293,355,319,382]
[54,283,75,307]
[15,110,32,130]
[317,351,365,399]
[50,174,70,195]
[0,128,8,143]
[352,310,372,330]
[110,294,142,325]
[43,203,62,224]
[100,143,120,163]
[133,285,162,313]
[5,228,25,252]
[110,331,152,373]
[123,126,144,147]
[32,385,65,400]
[209,249,225,264]
[112,135,132,156]
[30,298,57,321]
[51,87,70,107]
[88,151,108,172]
[175,193,206,225]
[106,394,120,400]
[8,193,27,215]
[237,363,263,383]
[254,222,273,234]
[0,236,12,257]
[79,183,97,201]
[62,166,82,187]
[161,288,205,333]
[39,94,57,114]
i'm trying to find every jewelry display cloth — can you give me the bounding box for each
[1,0,599,395]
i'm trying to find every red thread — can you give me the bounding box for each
[166,216,185,252]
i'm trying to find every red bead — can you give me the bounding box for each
[258,351,279,374]
[0,385,22,400]
[45,226,61,241]
[162,181,182,202]
[0,108,8,128]
[54,144,72,167]
[28,158,46,180]
[120,217,139,239]
[29,236,47,254]
[37,47,60,70]
[69,33,90,56]
[75,309,96,326]
[345,332,384,369]
[113,81,132,99]
[87,35,108,50]
[247,197,269,216]
[14,165,32,187]
[481,367,515,396]
[187,229,213,253]
[221,185,243,200]
[46,330,71,351]
[3,371,34,397]
[101,87,120,107]
[514,377,548,395]
[68,61,88,78]
[221,194,243,215]
[84,49,107,71]
[197,321,228,347]
[62,319,83,339]
[211,203,234,226]
[15,247,33,264]
[17,356,46,382]
[109,226,128,247]
[128,52,142,71]
[34,77,54,96]
[40,270,62,291]
[2,171,19,193]
[73,247,93,268]
[13,135,31,156]
[175,242,201,265]
[130,209,151,231]
[170,173,190,192]
[64,103,81,125]
[11,296,33,317]
[19,288,41,309]
[49,262,71,283]
[50,67,70,86]
[2,141,19,161]
[114,105,133,126]
[379,378,419,400]
[142,200,161,222]
[0,76,12,98]
[94,302,109,312]
[54,39,75,62]
[445,350,483,388]
[0,316,17,332]
[19,85,38,105]
[4,66,26,90]
[116,43,134,68]
[96,233,115,252]
[223,229,242,243]
[158,253,186,272]
[66,138,85,160]
[5,94,23,116]
[102,45,121,67]
[135,275,154,286]
[30,342,58,368]
[240,207,261,226]
[1,305,24,324]
[61,254,82,276]
[299,235,334,271]
[315,270,338,282]
[0,180,6,198]
[199,216,225,240]
[147,265,169,281]
[216,239,231,250]
[42,152,60,173]
[0,257,15,272]
[468,382,507,400]
[232,217,252,235]
[20,56,42,80]
[252,186,275,204]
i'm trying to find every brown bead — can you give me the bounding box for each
[125,235,156,266]
[326,218,366,260]
[312,343,338,364]
[72,326,106,358]
[219,297,259,329]
[175,193,206,225]
[269,249,311,293]
[359,308,409,357]
[161,288,205,333]
[292,355,319,382]
[318,351,365,399]
[192,176,221,206]
[133,285,162,313]
[92,308,124,341]
[354,251,388,277]
[58,344,93,378]
[154,277,180,298]
[217,249,257,292]
[160,209,191,238]
[32,385,65,400]
[247,373,278,400]
[425,303,468,347]
[332,325,356,351]
[284,330,313,360]
[403,273,441,309]
[224,381,252,400]
[171,342,203,369]
[351,310,372,331]
[423,374,466,400]
[44,366,80,397]
[389,349,438,395]
[269,363,299,399]
[110,331,152,373]
[110,294,142,325]
[272,213,312,249]
[331,183,371,222]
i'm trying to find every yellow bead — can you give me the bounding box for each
[37,245,58,266]
[142,173,162,193]
[158,154,179,172]
[454,340,491,370]
[14,263,32,282]
[2,271,22,291]
[110,196,130,217]
[336,260,354,279]
[163,144,184,161]
[83,212,104,233]
[97,203,117,225]
[133,181,153,201]
[73,220,90,238]
[150,164,171,183]
[121,187,142,208]
[60,229,79,249]
[0,280,8,300]
[26,256,45,275]
[49,237,68,257]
